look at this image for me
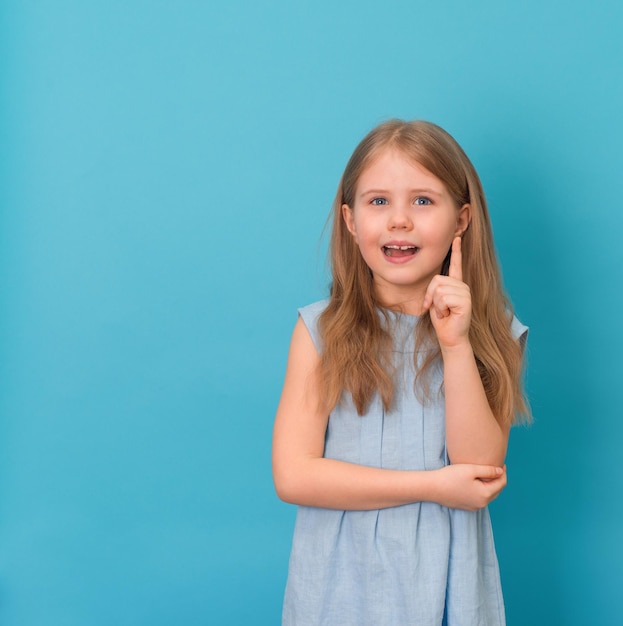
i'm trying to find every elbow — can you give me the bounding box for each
[272,466,302,505]
[273,477,292,504]
[273,450,322,505]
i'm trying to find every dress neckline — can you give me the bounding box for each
[379,306,421,322]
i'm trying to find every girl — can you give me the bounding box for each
[272,120,529,626]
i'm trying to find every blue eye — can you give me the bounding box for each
[414,197,432,205]
[371,197,388,206]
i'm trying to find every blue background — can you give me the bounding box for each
[1,1,622,624]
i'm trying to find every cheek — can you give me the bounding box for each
[424,215,459,244]
[354,213,382,239]
[348,221,361,243]
[349,216,369,244]
[350,222,378,257]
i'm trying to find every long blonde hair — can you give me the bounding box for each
[318,119,529,426]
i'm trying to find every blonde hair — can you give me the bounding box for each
[318,119,529,426]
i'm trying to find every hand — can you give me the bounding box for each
[422,236,471,349]
[433,464,507,511]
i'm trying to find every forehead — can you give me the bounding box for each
[356,147,448,193]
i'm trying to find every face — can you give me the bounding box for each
[342,148,470,312]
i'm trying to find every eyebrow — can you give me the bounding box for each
[358,188,442,198]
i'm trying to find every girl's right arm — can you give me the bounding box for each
[272,318,507,512]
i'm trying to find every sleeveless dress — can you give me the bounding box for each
[282,300,528,626]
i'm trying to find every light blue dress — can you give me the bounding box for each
[282,300,528,626]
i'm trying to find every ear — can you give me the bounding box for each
[454,203,471,237]
[342,204,358,241]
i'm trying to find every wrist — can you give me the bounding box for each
[439,338,473,358]
[416,468,443,505]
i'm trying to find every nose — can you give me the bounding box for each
[388,205,413,230]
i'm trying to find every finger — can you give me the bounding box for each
[448,236,463,281]
[433,301,451,319]
[422,275,440,311]
[429,288,451,319]
[430,285,466,319]
[424,275,469,315]
[424,276,457,312]
[476,465,504,481]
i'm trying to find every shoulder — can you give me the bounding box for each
[297,299,329,353]
[510,314,528,347]
[298,299,330,321]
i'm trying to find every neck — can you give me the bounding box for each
[374,289,426,317]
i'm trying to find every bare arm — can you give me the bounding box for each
[423,237,508,466]
[441,343,509,465]
[272,316,506,511]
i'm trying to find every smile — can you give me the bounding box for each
[382,244,419,258]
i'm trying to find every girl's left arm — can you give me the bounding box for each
[439,341,509,466]
[423,237,509,466]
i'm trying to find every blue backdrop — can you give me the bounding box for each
[1,1,621,624]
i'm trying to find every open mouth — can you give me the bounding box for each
[382,244,419,258]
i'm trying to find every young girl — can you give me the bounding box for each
[272,120,529,626]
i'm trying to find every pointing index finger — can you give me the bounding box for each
[449,236,463,281]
